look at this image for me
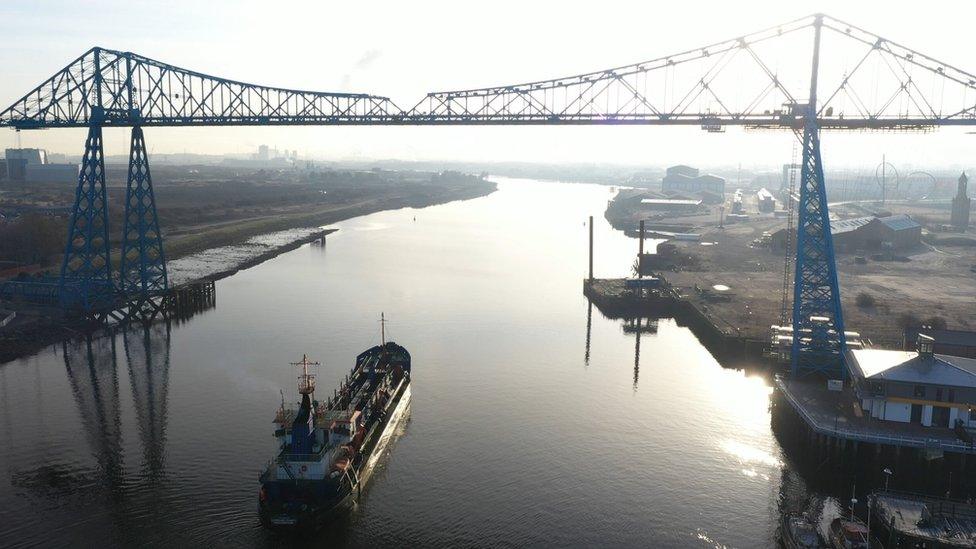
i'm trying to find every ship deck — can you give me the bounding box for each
[872,492,976,546]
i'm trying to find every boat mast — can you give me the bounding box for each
[292,354,319,397]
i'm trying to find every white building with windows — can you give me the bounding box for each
[847,335,976,429]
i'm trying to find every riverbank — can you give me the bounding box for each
[0,178,497,364]
[161,175,497,265]
[0,230,333,364]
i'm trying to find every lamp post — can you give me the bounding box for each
[883,468,892,492]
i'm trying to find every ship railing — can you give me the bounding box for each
[277,447,331,463]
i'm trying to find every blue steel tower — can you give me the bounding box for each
[791,16,847,378]
[120,125,168,306]
[59,118,116,313]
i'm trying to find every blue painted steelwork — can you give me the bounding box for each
[2,16,975,130]
[59,122,116,313]
[1,13,974,369]
[120,126,168,300]
[790,17,846,378]
[0,47,400,130]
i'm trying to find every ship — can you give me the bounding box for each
[827,516,881,549]
[781,513,826,548]
[258,316,411,530]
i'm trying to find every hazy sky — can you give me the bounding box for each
[2,0,975,169]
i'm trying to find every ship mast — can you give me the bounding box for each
[380,313,386,346]
[291,354,319,396]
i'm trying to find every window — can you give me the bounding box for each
[914,385,926,398]
[869,382,884,396]
[936,388,944,402]
[949,389,956,403]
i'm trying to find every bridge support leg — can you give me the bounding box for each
[120,126,168,316]
[59,123,115,314]
[790,117,846,378]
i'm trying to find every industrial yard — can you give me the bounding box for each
[606,165,976,347]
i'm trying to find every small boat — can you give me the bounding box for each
[781,513,826,548]
[827,517,882,549]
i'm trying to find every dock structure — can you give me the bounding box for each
[161,279,217,323]
[583,278,767,364]
[774,377,976,456]
[584,275,976,467]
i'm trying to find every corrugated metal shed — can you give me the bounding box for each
[877,214,921,232]
[640,198,702,206]
[830,216,874,235]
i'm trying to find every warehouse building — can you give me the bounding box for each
[4,148,77,184]
[756,188,775,213]
[904,327,976,359]
[849,335,976,429]
[661,165,726,197]
[639,198,703,213]
[770,214,921,253]
[870,214,922,249]
[23,164,78,183]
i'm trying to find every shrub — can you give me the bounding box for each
[897,312,922,330]
[855,292,876,308]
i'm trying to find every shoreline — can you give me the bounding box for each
[0,181,497,365]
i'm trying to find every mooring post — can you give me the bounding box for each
[588,215,594,282]
[638,220,645,279]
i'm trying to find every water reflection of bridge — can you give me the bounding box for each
[60,320,173,493]
[63,332,125,496]
[123,322,172,483]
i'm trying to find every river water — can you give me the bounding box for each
[1,178,828,547]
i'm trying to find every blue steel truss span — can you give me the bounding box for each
[2,13,975,375]
[0,47,401,129]
[2,15,975,130]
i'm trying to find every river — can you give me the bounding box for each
[1,178,829,547]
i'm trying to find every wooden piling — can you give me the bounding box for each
[588,215,594,282]
[638,220,644,279]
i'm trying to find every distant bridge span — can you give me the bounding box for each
[1,13,974,378]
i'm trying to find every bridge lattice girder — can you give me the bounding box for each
[1,47,401,129]
[409,15,976,129]
[3,14,973,129]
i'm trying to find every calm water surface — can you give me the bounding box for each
[2,178,817,547]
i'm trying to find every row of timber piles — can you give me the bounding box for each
[161,279,216,323]
[771,387,976,497]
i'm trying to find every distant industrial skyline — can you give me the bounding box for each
[2,0,976,167]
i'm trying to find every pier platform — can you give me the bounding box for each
[583,278,768,364]
[775,376,976,455]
